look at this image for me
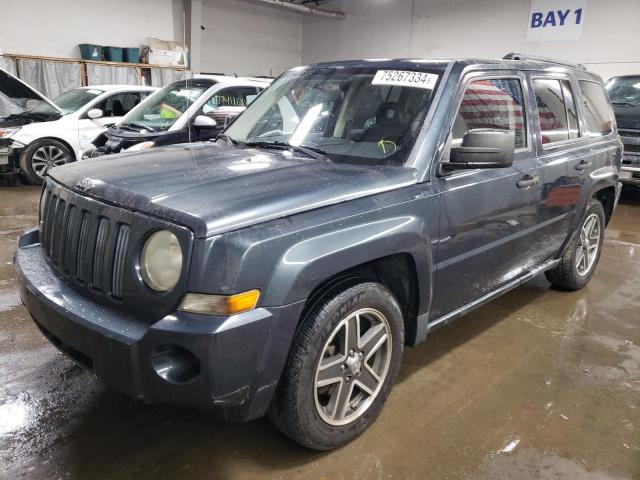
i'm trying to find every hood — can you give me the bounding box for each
[613,104,640,130]
[0,68,60,118]
[48,143,416,238]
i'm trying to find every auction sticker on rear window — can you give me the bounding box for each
[372,70,438,89]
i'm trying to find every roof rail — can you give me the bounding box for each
[502,52,586,70]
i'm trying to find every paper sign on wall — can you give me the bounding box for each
[526,0,587,42]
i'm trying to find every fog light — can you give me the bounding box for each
[151,345,200,384]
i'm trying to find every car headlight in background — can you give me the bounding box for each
[125,141,155,152]
[140,230,183,292]
[0,127,21,138]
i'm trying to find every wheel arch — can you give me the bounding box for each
[28,136,78,162]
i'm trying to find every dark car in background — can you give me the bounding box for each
[90,75,269,156]
[16,54,621,450]
[606,75,640,186]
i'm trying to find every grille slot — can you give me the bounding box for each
[112,225,131,298]
[76,212,91,282]
[92,218,110,289]
[63,206,79,274]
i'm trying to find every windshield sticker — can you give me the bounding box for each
[86,89,103,95]
[371,70,438,90]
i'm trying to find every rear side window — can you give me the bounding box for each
[453,78,527,149]
[580,81,614,137]
[533,78,579,145]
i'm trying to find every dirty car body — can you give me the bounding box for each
[15,56,622,445]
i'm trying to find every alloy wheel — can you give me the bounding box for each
[576,212,601,277]
[31,145,69,178]
[314,308,392,426]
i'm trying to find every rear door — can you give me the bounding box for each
[527,74,590,264]
[430,72,541,319]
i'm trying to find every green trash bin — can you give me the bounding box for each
[79,44,103,61]
[123,48,140,63]
[104,46,124,62]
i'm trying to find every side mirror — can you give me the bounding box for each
[193,115,217,128]
[87,108,103,119]
[443,129,515,171]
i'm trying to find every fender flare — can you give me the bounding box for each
[261,214,433,313]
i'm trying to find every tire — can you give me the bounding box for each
[269,280,404,450]
[19,139,73,185]
[545,198,606,290]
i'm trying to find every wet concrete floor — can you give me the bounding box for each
[0,183,639,480]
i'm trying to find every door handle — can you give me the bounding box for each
[517,175,539,188]
[575,160,592,171]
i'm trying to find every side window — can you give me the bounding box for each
[454,78,527,149]
[579,80,614,137]
[202,87,258,114]
[94,92,142,117]
[561,80,580,139]
[533,79,570,145]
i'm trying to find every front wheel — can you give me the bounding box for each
[19,139,73,185]
[269,281,404,450]
[545,198,606,290]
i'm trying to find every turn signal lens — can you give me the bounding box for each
[178,290,260,315]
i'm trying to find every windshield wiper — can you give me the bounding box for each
[611,101,637,107]
[245,140,330,161]
[129,122,155,132]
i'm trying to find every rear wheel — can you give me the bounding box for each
[19,139,73,185]
[269,281,404,450]
[545,198,605,290]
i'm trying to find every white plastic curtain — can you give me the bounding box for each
[0,56,17,76]
[16,59,82,99]
[150,67,190,87]
[86,64,141,86]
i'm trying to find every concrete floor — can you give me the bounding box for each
[0,183,639,480]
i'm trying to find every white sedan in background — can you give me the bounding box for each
[0,73,156,184]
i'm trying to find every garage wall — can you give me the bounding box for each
[199,0,302,77]
[0,0,180,59]
[302,0,640,81]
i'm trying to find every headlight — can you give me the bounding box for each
[125,141,155,152]
[140,230,183,292]
[0,127,20,138]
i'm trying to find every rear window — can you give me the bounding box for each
[579,80,614,137]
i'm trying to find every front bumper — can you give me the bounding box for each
[0,138,22,175]
[15,229,305,422]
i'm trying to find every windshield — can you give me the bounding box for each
[121,82,210,130]
[606,77,640,107]
[223,66,442,167]
[32,88,103,115]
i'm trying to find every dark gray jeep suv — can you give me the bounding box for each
[15,54,622,450]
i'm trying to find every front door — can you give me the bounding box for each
[430,74,541,319]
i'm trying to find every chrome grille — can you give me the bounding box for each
[619,129,640,138]
[624,143,640,154]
